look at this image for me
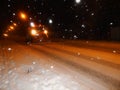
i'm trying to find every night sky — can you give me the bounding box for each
[0,0,120,40]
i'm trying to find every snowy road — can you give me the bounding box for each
[0,39,120,90]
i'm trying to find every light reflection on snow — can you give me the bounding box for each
[0,64,80,90]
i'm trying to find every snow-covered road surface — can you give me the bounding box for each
[0,39,120,90]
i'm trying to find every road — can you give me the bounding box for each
[0,39,120,90]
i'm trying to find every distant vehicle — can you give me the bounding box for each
[26,24,49,44]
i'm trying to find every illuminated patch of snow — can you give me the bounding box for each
[0,64,80,90]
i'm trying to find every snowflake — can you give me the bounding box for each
[81,24,86,28]
[73,35,78,39]
[91,13,95,16]
[49,19,53,24]
[8,4,11,7]
[110,22,113,25]
[13,13,15,16]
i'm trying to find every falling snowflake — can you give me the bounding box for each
[8,48,12,51]
[8,4,11,7]
[110,22,113,25]
[69,29,73,32]
[77,52,81,56]
[49,19,53,24]
[62,36,65,39]
[91,13,94,16]
[50,66,54,69]
[73,35,78,39]
[32,62,36,65]
[113,50,116,53]
[65,29,68,31]
[13,13,15,16]
[81,24,85,28]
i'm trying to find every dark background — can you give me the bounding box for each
[0,0,120,40]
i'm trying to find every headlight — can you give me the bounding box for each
[31,29,37,35]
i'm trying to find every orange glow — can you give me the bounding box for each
[44,30,48,38]
[10,26,14,30]
[13,23,17,26]
[44,30,48,34]
[19,12,27,20]
[3,33,8,37]
[31,29,37,35]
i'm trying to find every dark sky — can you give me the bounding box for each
[0,0,8,31]
[0,0,120,39]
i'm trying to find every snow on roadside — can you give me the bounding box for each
[0,63,80,90]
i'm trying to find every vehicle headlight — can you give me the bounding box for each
[31,29,37,35]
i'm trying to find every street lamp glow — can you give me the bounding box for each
[31,29,37,35]
[19,12,27,20]
[10,26,14,30]
[3,33,8,37]
[13,23,17,26]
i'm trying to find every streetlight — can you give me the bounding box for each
[3,33,8,37]
[10,26,14,30]
[19,12,27,20]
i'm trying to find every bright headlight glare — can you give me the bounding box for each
[31,29,37,35]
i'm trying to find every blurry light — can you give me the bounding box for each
[75,0,81,4]
[44,30,48,38]
[8,28,11,31]
[39,24,42,27]
[29,17,32,20]
[13,23,17,26]
[3,34,8,37]
[30,22,35,27]
[8,48,12,51]
[110,22,113,25]
[44,30,48,34]
[10,20,13,23]
[49,19,53,24]
[10,26,14,30]
[31,29,37,35]
[91,13,94,16]
[8,4,10,7]
[81,24,85,28]
[19,12,27,20]
[13,13,16,16]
